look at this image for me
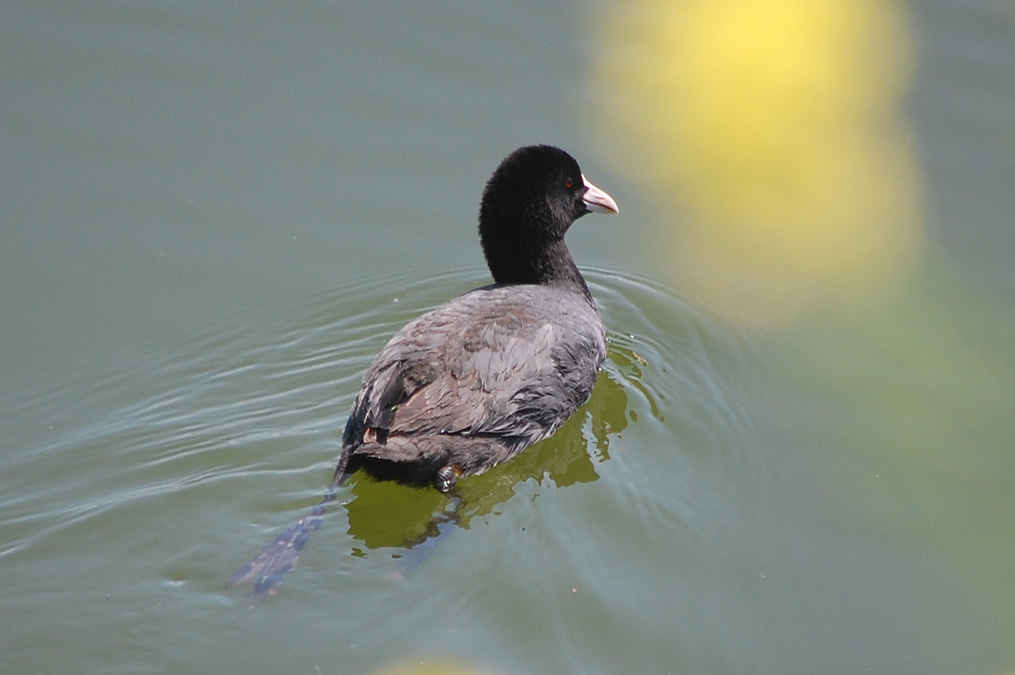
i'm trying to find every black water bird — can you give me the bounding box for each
[333,145,619,492]
[229,145,618,600]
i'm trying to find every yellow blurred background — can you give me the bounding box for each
[590,0,923,324]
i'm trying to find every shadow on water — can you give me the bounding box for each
[228,344,642,605]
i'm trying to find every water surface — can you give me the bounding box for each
[2,1,1014,674]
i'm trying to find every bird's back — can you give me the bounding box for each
[337,284,606,485]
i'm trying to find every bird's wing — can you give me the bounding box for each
[342,290,602,463]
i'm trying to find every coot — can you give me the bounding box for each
[333,145,618,492]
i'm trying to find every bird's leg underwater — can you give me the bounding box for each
[227,486,339,605]
[228,466,464,604]
[392,492,463,578]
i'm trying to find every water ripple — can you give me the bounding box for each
[585,268,776,543]
[4,265,775,597]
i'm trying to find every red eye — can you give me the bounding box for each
[564,177,574,189]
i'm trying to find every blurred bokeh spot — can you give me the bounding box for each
[590,0,924,323]
[368,660,495,675]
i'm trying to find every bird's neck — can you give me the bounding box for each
[484,237,593,302]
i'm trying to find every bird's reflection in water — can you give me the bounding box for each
[230,345,642,604]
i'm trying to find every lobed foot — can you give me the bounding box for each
[434,464,463,492]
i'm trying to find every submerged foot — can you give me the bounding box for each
[434,464,463,493]
[228,506,324,604]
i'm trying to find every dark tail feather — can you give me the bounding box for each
[227,487,338,605]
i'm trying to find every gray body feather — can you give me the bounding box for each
[336,283,605,486]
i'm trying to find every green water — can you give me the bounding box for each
[2,1,1013,673]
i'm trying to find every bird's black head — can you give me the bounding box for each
[478,145,618,288]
